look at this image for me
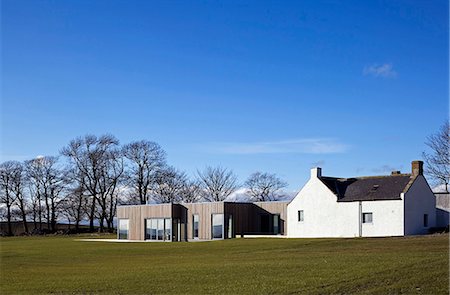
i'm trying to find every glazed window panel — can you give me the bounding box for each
[193,215,199,239]
[145,218,172,241]
[164,218,172,241]
[212,214,224,239]
[118,219,129,240]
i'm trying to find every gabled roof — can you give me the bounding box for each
[319,174,415,202]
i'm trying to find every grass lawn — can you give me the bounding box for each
[0,234,448,294]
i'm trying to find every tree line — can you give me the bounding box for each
[0,134,288,236]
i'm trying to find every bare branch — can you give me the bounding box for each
[244,172,288,201]
[422,122,450,191]
[197,166,238,202]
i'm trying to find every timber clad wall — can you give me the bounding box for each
[117,204,172,240]
[117,201,288,241]
[184,202,225,240]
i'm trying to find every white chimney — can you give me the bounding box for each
[311,167,322,179]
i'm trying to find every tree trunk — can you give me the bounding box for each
[33,213,37,230]
[75,206,81,233]
[99,215,105,232]
[6,204,13,236]
[45,196,51,231]
[18,198,28,233]
[89,196,96,232]
[38,196,42,230]
[50,199,57,232]
[21,211,28,234]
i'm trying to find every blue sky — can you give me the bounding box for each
[1,0,448,191]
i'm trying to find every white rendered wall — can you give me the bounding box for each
[361,200,404,237]
[287,176,359,238]
[404,175,436,235]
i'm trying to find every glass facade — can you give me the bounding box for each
[146,218,172,241]
[193,215,199,239]
[164,218,171,240]
[227,214,233,239]
[212,214,224,239]
[118,219,129,240]
[273,214,280,234]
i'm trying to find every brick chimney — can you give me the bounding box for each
[311,167,322,179]
[411,160,423,176]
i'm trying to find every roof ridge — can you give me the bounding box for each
[321,174,412,181]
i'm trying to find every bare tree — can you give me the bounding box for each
[422,122,450,192]
[123,140,166,204]
[180,179,202,203]
[96,148,124,232]
[151,166,187,203]
[61,134,120,232]
[105,185,126,232]
[0,161,19,235]
[245,172,288,201]
[25,156,66,232]
[60,186,87,232]
[25,159,44,230]
[9,162,29,233]
[197,166,238,202]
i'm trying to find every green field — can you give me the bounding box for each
[1,234,448,294]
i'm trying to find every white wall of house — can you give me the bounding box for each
[404,175,436,235]
[287,168,360,238]
[360,199,404,237]
[286,163,437,238]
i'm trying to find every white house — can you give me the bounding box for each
[287,161,436,238]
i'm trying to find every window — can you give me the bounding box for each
[193,215,199,239]
[362,213,373,224]
[164,218,171,240]
[227,215,233,238]
[273,214,280,234]
[423,214,428,227]
[157,219,164,240]
[212,214,224,239]
[118,219,129,240]
[145,218,172,241]
[298,210,304,222]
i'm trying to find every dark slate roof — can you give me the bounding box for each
[320,174,414,202]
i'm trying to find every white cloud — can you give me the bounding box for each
[199,138,349,155]
[363,63,397,78]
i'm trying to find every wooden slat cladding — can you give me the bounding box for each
[117,204,172,240]
[184,202,225,240]
[117,206,142,240]
[117,201,288,241]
